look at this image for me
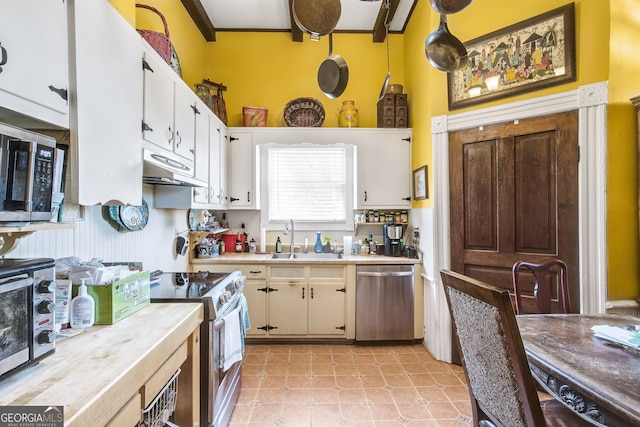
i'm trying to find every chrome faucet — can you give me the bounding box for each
[283,219,295,253]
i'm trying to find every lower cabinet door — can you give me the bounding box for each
[268,281,308,335]
[308,283,345,335]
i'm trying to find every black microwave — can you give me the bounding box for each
[0,258,56,380]
[0,122,58,223]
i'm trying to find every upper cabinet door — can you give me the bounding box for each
[356,130,412,209]
[173,83,197,162]
[142,48,175,151]
[227,131,256,209]
[68,0,143,205]
[0,0,69,127]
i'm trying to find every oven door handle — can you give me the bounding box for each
[0,275,33,293]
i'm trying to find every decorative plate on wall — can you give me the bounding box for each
[284,97,325,127]
[105,198,149,232]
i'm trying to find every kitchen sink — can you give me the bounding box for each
[268,252,344,260]
[268,252,295,259]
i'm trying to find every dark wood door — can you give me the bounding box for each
[449,111,579,313]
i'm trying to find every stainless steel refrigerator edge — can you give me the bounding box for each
[355,265,414,341]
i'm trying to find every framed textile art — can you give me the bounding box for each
[447,3,576,110]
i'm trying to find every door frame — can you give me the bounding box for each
[426,82,608,362]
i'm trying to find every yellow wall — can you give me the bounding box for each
[116,0,640,300]
[205,32,405,128]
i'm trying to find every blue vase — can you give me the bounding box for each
[314,232,323,253]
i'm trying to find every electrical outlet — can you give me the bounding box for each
[412,228,420,245]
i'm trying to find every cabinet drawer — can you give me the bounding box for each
[140,340,187,408]
[239,265,267,279]
[105,393,141,427]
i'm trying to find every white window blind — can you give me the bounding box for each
[268,145,347,222]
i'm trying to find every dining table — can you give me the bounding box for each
[518,314,640,426]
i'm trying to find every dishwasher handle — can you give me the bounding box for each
[357,271,413,278]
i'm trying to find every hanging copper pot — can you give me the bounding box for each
[292,0,341,38]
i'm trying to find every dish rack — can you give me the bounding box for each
[138,369,181,427]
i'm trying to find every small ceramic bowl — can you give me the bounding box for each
[386,84,404,94]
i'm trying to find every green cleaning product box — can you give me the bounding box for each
[72,270,150,325]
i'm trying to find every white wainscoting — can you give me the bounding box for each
[7,187,191,272]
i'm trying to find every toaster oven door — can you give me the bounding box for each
[0,275,33,379]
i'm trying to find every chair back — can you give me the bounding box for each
[512,260,570,315]
[440,270,547,427]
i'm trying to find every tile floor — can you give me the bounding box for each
[228,343,472,426]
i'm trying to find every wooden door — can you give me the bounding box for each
[449,111,579,313]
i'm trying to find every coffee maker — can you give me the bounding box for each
[384,224,403,256]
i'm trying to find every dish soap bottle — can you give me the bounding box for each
[314,232,323,253]
[70,279,95,329]
[276,236,282,253]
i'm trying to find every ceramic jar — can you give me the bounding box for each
[338,100,359,128]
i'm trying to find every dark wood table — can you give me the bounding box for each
[518,314,640,426]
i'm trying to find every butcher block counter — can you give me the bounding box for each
[0,303,203,427]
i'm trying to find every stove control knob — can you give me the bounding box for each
[37,279,55,294]
[37,299,56,314]
[37,330,55,345]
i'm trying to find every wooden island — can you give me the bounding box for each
[0,303,203,427]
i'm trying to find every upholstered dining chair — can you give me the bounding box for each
[511,259,571,315]
[440,270,591,427]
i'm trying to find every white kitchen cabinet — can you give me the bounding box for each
[154,101,229,209]
[141,42,196,167]
[227,131,257,209]
[268,265,346,337]
[356,129,412,208]
[209,114,228,209]
[0,0,68,128]
[67,0,143,205]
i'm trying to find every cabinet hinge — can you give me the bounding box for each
[336,287,346,293]
[402,137,411,143]
[142,59,153,72]
[141,121,153,133]
[335,325,346,331]
[258,325,278,331]
[48,85,68,101]
[257,287,269,293]
[230,136,239,142]
[401,197,411,201]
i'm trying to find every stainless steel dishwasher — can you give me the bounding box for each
[356,264,415,341]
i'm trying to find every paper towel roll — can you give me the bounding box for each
[260,226,266,252]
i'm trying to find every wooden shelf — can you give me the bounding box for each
[0,222,78,255]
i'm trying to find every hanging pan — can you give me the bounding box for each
[378,0,392,101]
[425,14,468,72]
[318,33,349,98]
[430,0,473,14]
[292,0,342,38]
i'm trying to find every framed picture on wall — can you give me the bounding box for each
[413,165,428,200]
[447,3,576,110]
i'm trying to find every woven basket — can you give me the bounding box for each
[136,4,181,76]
